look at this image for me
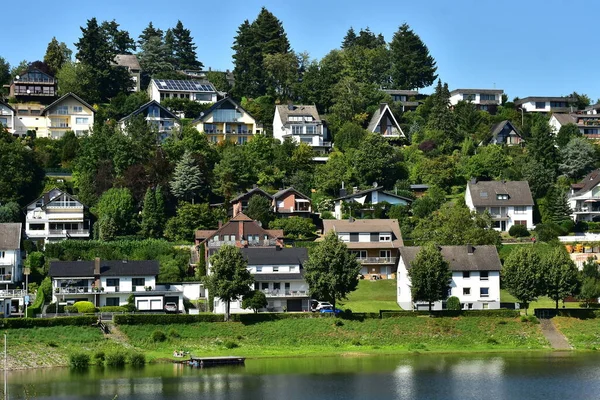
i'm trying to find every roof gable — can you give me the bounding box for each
[42,93,95,116]
[572,169,600,196]
[192,97,255,124]
[0,223,21,250]
[367,103,405,137]
[399,245,502,271]
[488,120,522,143]
[272,187,310,201]
[467,181,534,206]
[119,100,179,122]
[230,187,273,203]
[0,99,15,113]
[334,186,412,203]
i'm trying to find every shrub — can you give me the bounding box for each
[94,351,105,363]
[446,296,461,311]
[99,306,128,312]
[69,352,90,369]
[168,328,180,338]
[0,316,97,329]
[151,330,167,342]
[223,340,238,349]
[508,224,530,238]
[487,337,499,345]
[407,343,427,351]
[351,339,362,346]
[105,351,126,367]
[73,301,97,314]
[520,315,539,324]
[129,352,146,367]
[334,319,344,327]
[114,313,223,325]
[65,306,78,313]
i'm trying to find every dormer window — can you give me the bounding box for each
[379,233,391,242]
[496,194,508,200]
[479,191,488,198]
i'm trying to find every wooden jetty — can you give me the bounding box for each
[175,356,246,367]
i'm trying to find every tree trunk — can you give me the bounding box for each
[428,301,432,313]
[524,302,528,315]
[555,298,559,310]
[225,300,230,322]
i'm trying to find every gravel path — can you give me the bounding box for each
[540,319,572,350]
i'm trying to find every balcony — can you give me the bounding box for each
[356,257,397,265]
[15,77,55,84]
[48,229,90,236]
[261,289,308,297]
[0,289,27,298]
[55,286,92,295]
[0,274,13,283]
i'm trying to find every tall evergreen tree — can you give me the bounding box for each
[75,18,113,69]
[140,186,165,238]
[138,22,164,49]
[138,36,174,76]
[341,27,357,49]
[44,37,71,75]
[101,20,136,54]
[170,150,203,203]
[427,80,456,138]
[170,20,203,70]
[389,23,437,90]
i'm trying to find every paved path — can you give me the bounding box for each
[540,319,572,350]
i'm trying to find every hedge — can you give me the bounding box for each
[0,316,97,329]
[380,309,520,318]
[114,313,224,325]
[25,277,52,318]
[99,306,128,313]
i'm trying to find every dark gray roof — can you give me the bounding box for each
[0,223,21,250]
[383,89,418,96]
[272,187,310,200]
[119,100,180,123]
[489,120,522,140]
[241,247,308,266]
[253,273,305,281]
[572,169,600,196]
[450,89,503,95]
[230,187,273,203]
[552,113,576,126]
[468,181,534,206]
[0,99,15,113]
[49,260,159,277]
[42,93,95,116]
[515,96,575,105]
[275,104,321,125]
[113,54,141,70]
[367,103,404,136]
[584,103,600,111]
[334,186,412,202]
[192,97,254,124]
[399,245,502,272]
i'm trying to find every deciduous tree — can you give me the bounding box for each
[542,246,581,309]
[242,290,268,313]
[502,246,544,314]
[407,244,452,312]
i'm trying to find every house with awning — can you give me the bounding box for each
[569,169,600,222]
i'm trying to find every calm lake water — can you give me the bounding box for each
[3,352,600,399]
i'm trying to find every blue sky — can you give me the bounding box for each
[2,0,596,101]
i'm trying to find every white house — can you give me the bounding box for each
[273,104,330,154]
[14,93,95,139]
[550,113,600,140]
[397,245,501,311]
[0,223,22,285]
[49,258,184,311]
[569,169,600,222]
[148,79,217,104]
[119,100,181,142]
[487,120,522,145]
[333,185,412,220]
[515,96,575,113]
[449,89,503,113]
[192,97,261,144]
[465,180,534,232]
[0,99,15,134]
[366,103,405,138]
[382,89,421,112]
[25,188,90,244]
[211,247,310,314]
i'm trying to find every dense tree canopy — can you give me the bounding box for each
[408,244,452,312]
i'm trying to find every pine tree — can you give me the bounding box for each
[139,36,174,76]
[101,20,136,54]
[253,8,291,54]
[171,20,203,70]
[427,80,456,138]
[44,37,71,75]
[141,187,158,238]
[545,185,572,224]
[389,23,438,90]
[138,22,163,49]
[75,18,113,69]
[341,27,357,49]
[170,151,203,203]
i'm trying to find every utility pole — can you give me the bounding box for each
[4,332,7,400]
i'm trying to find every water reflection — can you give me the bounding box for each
[4,352,600,399]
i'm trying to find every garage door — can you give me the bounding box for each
[136,299,149,310]
[150,299,162,310]
[287,299,302,312]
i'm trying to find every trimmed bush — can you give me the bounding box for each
[69,352,90,369]
[168,328,180,338]
[94,351,105,363]
[65,306,79,313]
[380,309,519,318]
[223,340,238,349]
[508,224,530,238]
[105,351,126,367]
[99,306,128,312]
[129,352,146,366]
[151,330,166,342]
[446,297,461,311]
[0,316,96,329]
[25,277,52,317]
[73,301,98,314]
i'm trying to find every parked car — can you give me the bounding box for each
[311,300,333,312]
[164,302,178,313]
[320,307,342,315]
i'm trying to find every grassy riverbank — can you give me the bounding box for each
[553,317,600,350]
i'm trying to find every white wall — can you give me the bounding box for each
[100,275,156,292]
[0,249,22,283]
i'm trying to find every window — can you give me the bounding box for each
[196,93,213,101]
[300,137,312,144]
[480,271,489,280]
[225,124,232,134]
[463,288,471,295]
[0,251,4,258]
[75,117,88,125]
[261,282,269,290]
[480,287,489,297]
[379,233,391,242]
[514,206,526,214]
[0,118,7,127]
[482,303,489,309]
[273,266,279,272]
[73,106,83,113]
[106,279,120,287]
[256,267,262,272]
[514,220,527,226]
[29,224,44,230]
[288,116,303,122]
[468,303,473,310]
[351,250,367,259]
[479,191,488,198]
[480,94,496,101]
[292,125,303,135]
[237,136,247,145]
[203,123,216,133]
[56,105,68,115]
[106,298,119,306]
[380,250,391,260]
[535,102,546,109]
[584,128,599,135]
[463,94,476,101]
[132,278,145,286]
[496,194,508,200]
[305,125,316,134]
[489,207,500,216]
[273,282,281,290]
[463,271,470,279]
[550,101,566,108]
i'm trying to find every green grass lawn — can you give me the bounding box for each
[500,289,582,311]
[339,279,400,312]
[553,317,600,350]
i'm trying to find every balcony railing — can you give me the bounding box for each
[261,289,308,297]
[15,77,55,84]
[0,289,26,298]
[0,274,13,282]
[56,286,92,294]
[573,207,600,213]
[356,257,397,264]
[49,229,89,236]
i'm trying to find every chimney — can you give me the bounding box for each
[470,177,477,185]
[339,186,347,198]
[94,257,101,275]
[467,244,474,254]
[287,100,294,111]
[218,220,223,229]
[238,221,244,243]
[349,216,354,223]
[353,187,359,194]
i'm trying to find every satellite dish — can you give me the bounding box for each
[15,75,20,80]
[373,182,378,188]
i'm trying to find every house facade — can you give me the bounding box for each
[333,186,412,220]
[192,97,261,144]
[212,247,310,314]
[272,187,312,217]
[367,103,405,138]
[49,258,184,310]
[273,104,330,154]
[397,245,501,310]
[382,89,421,112]
[114,55,141,92]
[7,68,57,104]
[149,79,217,104]
[0,100,15,134]
[465,180,534,232]
[449,89,503,114]
[569,169,600,222]
[119,100,181,142]
[230,187,273,217]
[488,120,522,145]
[0,223,22,285]
[14,93,95,139]
[323,219,403,279]
[25,188,90,243]
[515,97,575,113]
[550,113,600,140]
